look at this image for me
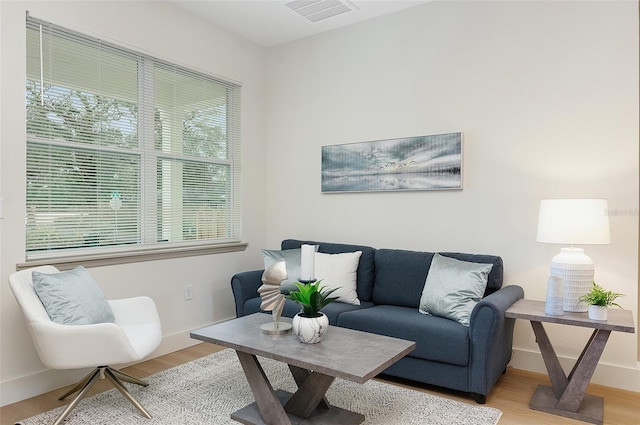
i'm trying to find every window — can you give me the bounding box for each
[25,15,241,260]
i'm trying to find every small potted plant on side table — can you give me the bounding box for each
[287,281,339,343]
[578,282,624,321]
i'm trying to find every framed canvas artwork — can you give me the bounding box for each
[321,132,463,193]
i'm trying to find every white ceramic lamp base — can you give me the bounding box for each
[550,247,594,312]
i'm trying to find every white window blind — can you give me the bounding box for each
[25,15,241,260]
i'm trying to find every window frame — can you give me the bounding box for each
[23,15,244,267]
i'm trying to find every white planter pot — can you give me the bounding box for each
[588,305,608,321]
[292,312,329,343]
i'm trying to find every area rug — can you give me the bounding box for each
[17,349,502,425]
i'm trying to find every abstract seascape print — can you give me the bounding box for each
[322,132,462,192]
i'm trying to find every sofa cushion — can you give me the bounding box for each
[281,239,376,302]
[373,249,432,307]
[373,250,504,307]
[315,251,362,305]
[418,254,493,326]
[337,305,470,366]
[243,297,374,326]
[319,299,375,325]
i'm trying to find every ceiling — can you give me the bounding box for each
[169,0,430,48]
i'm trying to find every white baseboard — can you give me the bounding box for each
[0,326,219,407]
[510,348,640,393]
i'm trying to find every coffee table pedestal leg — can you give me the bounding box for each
[235,351,292,425]
[232,351,364,425]
[530,321,610,425]
[286,365,332,415]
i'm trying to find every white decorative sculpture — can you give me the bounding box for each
[258,261,292,334]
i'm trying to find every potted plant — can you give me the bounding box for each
[578,282,624,321]
[286,280,339,343]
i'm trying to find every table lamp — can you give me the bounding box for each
[536,199,610,312]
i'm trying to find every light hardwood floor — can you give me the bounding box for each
[2,343,638,424]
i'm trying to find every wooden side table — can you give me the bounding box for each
[506,299,635,425]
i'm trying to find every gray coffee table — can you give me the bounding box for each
[191,313,416,425]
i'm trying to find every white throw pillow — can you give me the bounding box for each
[314,251,362,305]
[418,254,493,327]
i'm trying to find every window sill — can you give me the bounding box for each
[16,242,248,271]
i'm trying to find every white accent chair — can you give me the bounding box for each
[9,265,163,425]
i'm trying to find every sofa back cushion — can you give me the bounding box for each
[373,249,503,308]
[373,249,432,307]
[281,239,376,302]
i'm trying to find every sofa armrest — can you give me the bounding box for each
[468,284,525,398]
[230,270,264,318]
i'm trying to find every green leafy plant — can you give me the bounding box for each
[578,282,624,308]
[286,280,339,317]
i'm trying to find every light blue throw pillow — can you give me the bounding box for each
[262,248,303,294]
[418,254,493,327]
[32,266,115,325]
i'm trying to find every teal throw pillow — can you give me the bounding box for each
[418,254,493,327]
[32,266,115,325]
[262,248,304,294]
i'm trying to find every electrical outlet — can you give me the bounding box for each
[184,284,193,301]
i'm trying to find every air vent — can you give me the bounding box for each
[285,0,354,23]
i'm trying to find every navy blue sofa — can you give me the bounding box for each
[231,239,524,403]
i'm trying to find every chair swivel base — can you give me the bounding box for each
[53,366,151,425]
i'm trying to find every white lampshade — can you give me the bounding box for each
[537,199,610,245]
[536,199,610,312]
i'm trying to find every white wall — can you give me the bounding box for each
[1,0,638,407]
[0,1,268,405]
[265,1,639,391]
